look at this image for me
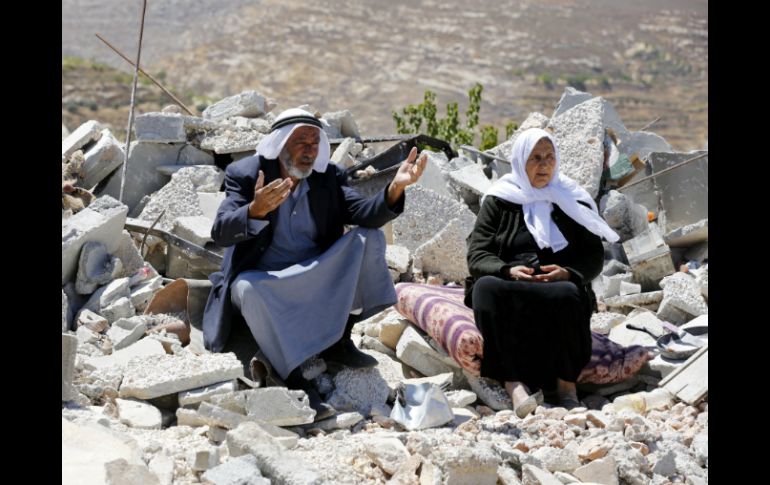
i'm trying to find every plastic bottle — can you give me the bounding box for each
[611,388,674,414]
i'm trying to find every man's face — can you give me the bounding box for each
[280,126,320,179]
[525,138,556,189]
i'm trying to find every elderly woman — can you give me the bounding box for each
[465,128,619,417]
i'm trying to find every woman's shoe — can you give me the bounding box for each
[514,390,544,419]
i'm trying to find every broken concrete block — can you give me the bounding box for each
[648,151,707,233]
[609,312,664,347]
[62,195,128,285]
[552,87,593,118]
[176,408,208,427]
[619,281,642,296]
[695,264,708,299]
[201,455,269,485]
[242,440,324,485]
[76,325,100,347]
[97,142,213,213]
[603,291,663,312]
[107,317,148,350]
[308,411,364,432]
[622,224,676,291]
[620,131,672,163]
[322,110,360,138]
[119,352,244,400]
[331,137,357,168]
[116,398,162,429]
[86,338,166,370]
[573,456,618,485]
[79,277,131,320]
[102,297,136,324]
[328,350,397,414]
[487,112,550,171]
[521,464,564,485]
[129,276,163,312]
[429,444,500,485]
[413,150,454,199]
[148,452,174,485]
[600,273,634,299]
[600,190,649,243]
[463,371,512,411]
[62,333,78,401]
[62,290,69,332]
[445,390,477,408]
[531,446,581,473]
[403,372,454,389]
[179,380,237,407]
[413,217,473,282]
[364,437,410,475]
[396,326,458,378]
[81,129,125,189]
[134,113,187,143]
[663,219,708,249]
[241,388,316,426]
[171,216,214,247]
[447,163,493,212]
[113,231,146,279]
[137,166,224,232]
[385,245,410,275]
[227,422,300,456]
[379,319,409,351]
[76,241,122,295]
[590,312,627,335]
[104,458,161,485]
[62,120,104,160]
[199,128,264,154]
[188,445,220,472]
[452,406,480,426]
[198,191,226,221]
[659,272,708,318]
[546,97,606,198]
[203,90,268,121]
[196,402,249,429]
[602,259,631,277]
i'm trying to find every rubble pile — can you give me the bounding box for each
[62,87,707,484]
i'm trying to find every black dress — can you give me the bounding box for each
[465,195,604,391]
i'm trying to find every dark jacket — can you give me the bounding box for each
[465,195,604,308]
[203,155,405,352]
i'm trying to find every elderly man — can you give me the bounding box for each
[203,108,426,416]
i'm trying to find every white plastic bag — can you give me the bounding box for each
[390,382,454,430]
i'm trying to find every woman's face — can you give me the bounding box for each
[525,138,556,188]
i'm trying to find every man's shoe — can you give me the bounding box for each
[321,339,377,368]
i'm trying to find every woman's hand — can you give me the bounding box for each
[533,264,570,282]
[509,265,535,281]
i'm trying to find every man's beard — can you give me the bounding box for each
[279,149,312,179]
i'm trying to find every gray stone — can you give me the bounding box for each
[240,439,323,485]
[602,260,631,277]
[622,224,675,291]
[379,318,409,351]
[75,242,121,294]
[116,398,162,429]
[148,453,174,485]
[102,297,136,324]
[241,388,316,426]
[113,231,147,278]
[179,380,238,407]
[129,276,163,312]
[203,91,268,121]
[604,291,663,311]
[498,466,523,485]
[386,245,411,274]
[447,163,493,212]
[322,110,360,138]
[683,242,708,265]
[82,129,125,189]
[403,372,454,389]
[176,407,208,427]
[648,151,708,236]
[62,333,78,401]
[197,402,249,429]
[552,87,594,118]
[119,352,244,400]
[97,142,214,213]
[62,195,128,285]
[599,273,634,299]
[106,317,147,350]
[201,455,269,485]
[62,290,69,332]
[413,217,473,282]
[694,264,708,299]
[600,190,648,243]
[429,444,500,485]
[522,464,564,485]
[62,120,104,160]
[393,184,476,253]
[173,216,214,247]
[546,97,606,198]
[199,128,264,154]
[691,433,708,468]
[619,281,642,296]
[330,137,357,168]
[573,457,618,485]
[464,371,512,411]
[414,150,454,199]
[651,450,677,477]
[134,113,187,143]
[361,335,397,357]
[663,219,708,248]
[76,324,100,345]
[396,326,458,379]
[622,131,673,161]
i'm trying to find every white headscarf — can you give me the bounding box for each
[482,128,619,252]
[255,108,331,173]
